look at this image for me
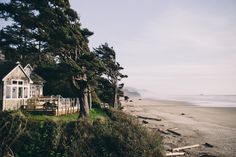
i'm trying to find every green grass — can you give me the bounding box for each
[89,108,108,120]
[26,113,79,122]
[25,108,107,122]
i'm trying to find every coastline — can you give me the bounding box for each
[123,98,236,157]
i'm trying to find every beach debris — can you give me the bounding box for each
[129,100,133,102]
[172,144,200,151]
[126,105,134,107]
[199,154,217,157]
[169,127,178,130]
[204,143,214,148]
[139,98,142,100]
[137,115,162,121]
[180,113,185,115]
[157,128,169,134]
[166,152,185,156]
[167,128,181,136]
[142,120,148,124]
[164,145,172,151]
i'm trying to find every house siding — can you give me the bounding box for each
[0,83,3,110]
[0,83,2,100]
[31,84,43,97]
[4,67,30,84]
[2,66,31,110]
[3,99,26,110]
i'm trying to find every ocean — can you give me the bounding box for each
[160,95,236,107]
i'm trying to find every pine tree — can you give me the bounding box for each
[94,43,127,108]
[0,0,103,117]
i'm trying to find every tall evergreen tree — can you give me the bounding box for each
[0,0,81,61]
[0,0,103,117]
[94,43,127,108]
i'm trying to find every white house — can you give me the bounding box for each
[0,61,45,110]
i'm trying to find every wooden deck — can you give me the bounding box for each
[25,96,80,116]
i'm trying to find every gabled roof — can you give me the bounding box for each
[24,64,33,71]
[30,72,46,84]
[0,61,46,84]
[23,64,46,84]
[0,61,33,83]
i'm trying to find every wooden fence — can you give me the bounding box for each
[25,96,80,116]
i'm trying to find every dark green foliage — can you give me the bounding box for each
[0,110,163,157]
[13,120,62,157]
[89,108,107,120]
[0,111,27,156]
[0,0,126,117]
[0,0,102,117]
[94,43,128,108]
[96,77,114,105]
[92,101,102,109]
[35,63,78,97]
[0,0,82,62]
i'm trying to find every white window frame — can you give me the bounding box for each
[11,79,24,85]
[5,79,30,100]
[23,87,29,98]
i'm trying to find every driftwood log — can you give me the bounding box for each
[157,128,169,134]
[137,115,162,121]
[172,144,200,151]
[204,143,214,148]
[166,152,185,156]
[167,128,181,136]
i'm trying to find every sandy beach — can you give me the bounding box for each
[123,99,236,157]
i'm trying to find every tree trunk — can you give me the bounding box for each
[112,80,118,109]
[72,76,90,118]
[87,85,92,109]
[78,88,90,118]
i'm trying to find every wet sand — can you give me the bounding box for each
[123,99,236,157]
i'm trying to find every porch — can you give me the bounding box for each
[25,96,80,116]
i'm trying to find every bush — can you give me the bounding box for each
[92,101,102,109]
[0,110,163,157]
[0,111,27,156]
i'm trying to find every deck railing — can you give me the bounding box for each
[26,96,80,115]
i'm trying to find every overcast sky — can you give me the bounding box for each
[69,0,236,96]
[1,0,236,96]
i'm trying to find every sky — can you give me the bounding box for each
[69,0,236,96]
[1,0,236,96]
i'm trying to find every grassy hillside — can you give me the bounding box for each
[0,109,163,157]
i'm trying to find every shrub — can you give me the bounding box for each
[0,111,27,157]
[0,110,163,157]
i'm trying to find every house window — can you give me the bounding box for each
[12,80,24,85]
[6,86,11,98]
[12,87,17,98]
[5,80,29,99]
[18,87,23,98]
[24,87,28,98]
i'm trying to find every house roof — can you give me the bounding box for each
[30,72,46,84]
[0,61,44,84]
[23,64,46,84]
[24,64,33,71]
